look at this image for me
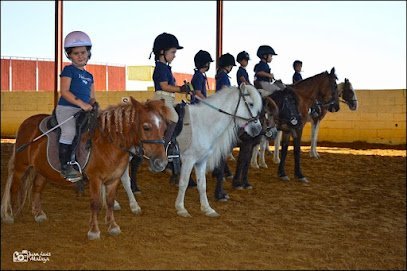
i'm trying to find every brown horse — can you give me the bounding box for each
[271,68,339,182]
[1,97,170,240]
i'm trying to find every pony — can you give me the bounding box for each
[251,78,357,168]
[231,96,279,190]
[1,97,171,240]
[308,78,358,158]
[116,84,263,217]
[253,68,339,182]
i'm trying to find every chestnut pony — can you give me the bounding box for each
[1,97,170,240]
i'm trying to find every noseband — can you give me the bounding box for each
[315,75,339,109]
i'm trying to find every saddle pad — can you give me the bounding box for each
[39,116,91,173]
[177,105,193,152]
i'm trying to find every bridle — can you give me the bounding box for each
[194,86,260,125]
[340,82,358,107]
[314,73,339,110]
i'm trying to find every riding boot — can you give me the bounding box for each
[164,121,177,147]
[59,143,82,182]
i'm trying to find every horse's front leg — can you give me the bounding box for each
[273,131,282,164]
[213,159,229,201]
[241,143,255,189]
[310,119,321,159]
[175,160,194,217]
[195,162,219,217]
[88,178,102,240]
[294,129,308,183]
[259,136,268,168]
[232,145,244,189]
[278,132,290,181]
[120,164,141,215]
[31,174,47,223]
[105,178,122,236]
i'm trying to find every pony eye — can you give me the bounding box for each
[143,123,151,131]
[249,103,254,107]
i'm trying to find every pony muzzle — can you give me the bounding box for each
[243,119,262,137]
[149,157,168,173]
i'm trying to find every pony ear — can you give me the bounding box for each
[129,96,142,107]
[330,67,336,75]
[345,78,349,83]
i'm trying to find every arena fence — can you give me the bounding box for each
[1,89,405,145]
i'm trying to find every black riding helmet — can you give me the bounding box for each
[150,32,183,59]
[237,51,250,62]
[256,45,277,59]
[194,50,213,69]
[218,53,236,68]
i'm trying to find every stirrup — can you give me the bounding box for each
[166,141,180,162]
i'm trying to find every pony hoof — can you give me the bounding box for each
[108,226,122,236]
[34,214,47,223]
[233,185,244,190]
[177,210,192,217]
[205,210,220,218]
[279,175,290,181]
[130,205,142,215]
[273,159,280,164]
[113,201,121,211]
[2,216,14,224]
[244,185,253,190]
[259,163,268,168]
[297,177,309,183]
[251,164,260,169]
[87,231,101,240]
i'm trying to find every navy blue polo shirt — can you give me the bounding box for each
[58,64,93,108]
[191,69,207,104]
[153,61,175,91]
[292,72,303,83]
[254,61,271,82]
[216,70,231,92]
[236,66,251,85]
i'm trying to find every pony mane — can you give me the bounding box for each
[98,102,138,147]
[196,85,262,171]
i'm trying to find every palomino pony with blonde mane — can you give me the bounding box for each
[1,97,170,240]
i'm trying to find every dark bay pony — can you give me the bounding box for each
[270,68,339,182]
[231,96,279,190]
[1,97,170,240]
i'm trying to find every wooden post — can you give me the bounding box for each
[216,0,223,70]
[54,0,63,107]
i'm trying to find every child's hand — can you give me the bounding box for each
[81,102,93,112]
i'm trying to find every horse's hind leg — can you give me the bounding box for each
[294,129,308,183]
[278,132,290,181]
[120,165,141,215]
[31,174,48,223]
[105,178,122,236]
[250,144,260,168]
[309,119,321,159]
[259,136,268,168]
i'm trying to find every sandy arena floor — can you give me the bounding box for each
[1,140,406,270]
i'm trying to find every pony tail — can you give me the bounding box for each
[1,147,34,223]
[1,147,16,223]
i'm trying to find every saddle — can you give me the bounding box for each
[166,101,192,175]
[270,87,302,130]
[40,105,98,173]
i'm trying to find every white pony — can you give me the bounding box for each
[251,79,358,168]
[115,83,263,217]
